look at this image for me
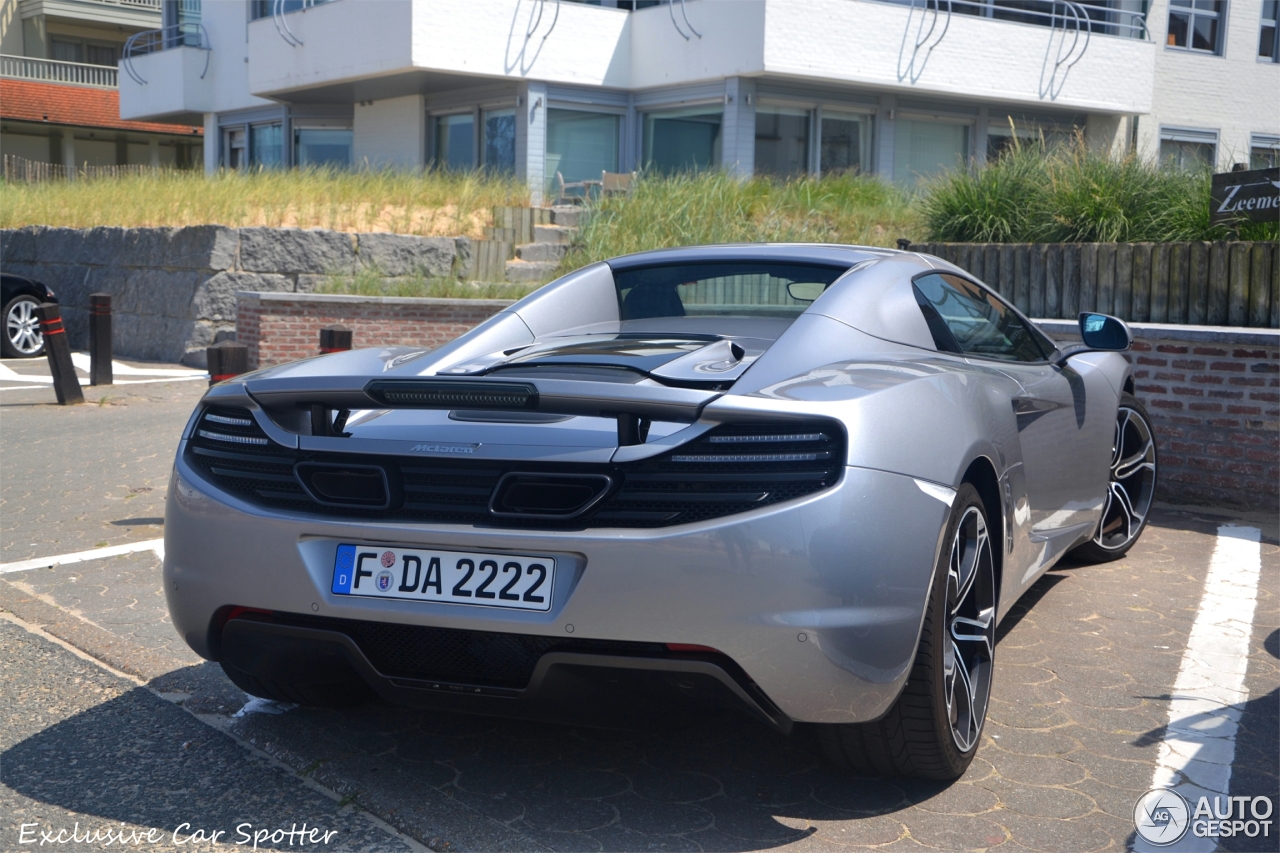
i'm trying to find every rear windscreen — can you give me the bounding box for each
[613,262,850,321]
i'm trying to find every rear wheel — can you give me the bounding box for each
[220,661,374,708]
[1069,393,1157,564]
[816,483,996,779]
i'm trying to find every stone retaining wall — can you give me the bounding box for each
[1038,321,1278,511]
[0,225,472,365]
[237,291,512,371]
[236,292,1279,511]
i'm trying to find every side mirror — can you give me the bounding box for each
[787,282,827,302]
[1052,313,1131,366]
[1079,313,1130,351]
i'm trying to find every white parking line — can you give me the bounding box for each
[1135,524,1264,852]
[0,539,165,574]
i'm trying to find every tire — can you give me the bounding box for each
[3,294,45,358]
[220,661,374,709]
[816,483,997,779]
[1069,393,1157,564]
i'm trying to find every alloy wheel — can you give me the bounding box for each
[1094,406,1156,551]
[943,506,996,753]
[6,298,44,356]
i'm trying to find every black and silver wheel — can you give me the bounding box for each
[1070,393,1157,563]
[3,294,44,358]
[817,483,996,779]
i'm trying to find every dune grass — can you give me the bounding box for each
[920,136,1278,243]
[0,167,529,239]
[315,265,536,299]
[561,171,918,271]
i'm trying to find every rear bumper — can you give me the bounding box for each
[165,443,952,724]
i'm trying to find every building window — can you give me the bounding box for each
[1251,134,1280,168]
[1262,1,1279,60]
[482,108,516,174]
[434,113,475,171]
[1159,127,1217,171]
[893,118,970,185]
[819,111,871,175]
[225,127,247,170]
[1167,0,1225,55]
[546,109,620,195]
[754,107,810,178]
[295,128,352,168]
[643,108,722,174]
[250,123,283,169]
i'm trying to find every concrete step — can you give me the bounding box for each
[505,259,560,283]
[550,206,585,227]
[516,242,569,263]
[532,224,575,244]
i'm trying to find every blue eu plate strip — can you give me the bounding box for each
[332,544,357,594]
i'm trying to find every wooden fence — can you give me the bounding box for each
[2,154,168,183]
[906,241,1279,328]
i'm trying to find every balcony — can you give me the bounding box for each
[0,54,117,88]
[17,0,161,29]
[117,23,213,123]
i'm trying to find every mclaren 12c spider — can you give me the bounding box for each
[165,244,1156,779]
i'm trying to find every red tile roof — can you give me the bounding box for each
[0,79,202,136]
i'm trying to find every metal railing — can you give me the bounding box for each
[878,0,1149,40]
[122,22,211,85]
[0,54,118,87]
[81,0,162,10]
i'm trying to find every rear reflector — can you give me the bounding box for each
[365,379,537,409]
[665,643,719,653]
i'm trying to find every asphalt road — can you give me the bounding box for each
[1,372,1277,852]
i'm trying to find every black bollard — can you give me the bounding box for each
[319,326,353,354]
[37,303,85,405]
[89,293,113,386]
[896,238,913,251]
[206,341,249,387]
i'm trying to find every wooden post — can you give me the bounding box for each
[1013,244,1031,314]
[1061,244,1080,318]
[969,243,985,281]
[1029,243,1047,318]
[1188,242,1210,325]
[88,292,112,386]
[1248,243,1272,328]
[1271,242,1279,329]
[1168,243,1189,325]
[1227,242,1250,326]
[1045,244,1062,319]
[319,326,353,354]
[1149,243,1169,324]
[37,303,84,405]
[985,245,1001,293]
[1130,243,1152,323]
[1079,244,1098,313]
[1113,243,1134,320]
[207,341,249,387]
[1207,241,1230,325]
[1096,244,1116,316]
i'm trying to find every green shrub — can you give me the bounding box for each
[920,136,1278,243]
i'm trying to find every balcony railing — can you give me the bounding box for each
[0,54,118,88]
[78,0,162,9]
[122,22,211,85]
[873,0,1150,39]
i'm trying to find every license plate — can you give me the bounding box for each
[331,544,554,612]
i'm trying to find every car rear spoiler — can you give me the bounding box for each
[242,376,721,446]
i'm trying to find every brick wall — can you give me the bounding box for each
[1038,321,1279,511]
[236,292,513,371]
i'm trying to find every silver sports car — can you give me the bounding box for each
[165,244,1156,779]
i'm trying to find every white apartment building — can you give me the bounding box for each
[115,0,1279,202]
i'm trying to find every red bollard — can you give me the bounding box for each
[319,326,353,355]
[206,341,249,386]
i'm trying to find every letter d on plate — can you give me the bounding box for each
[332,544,357,593]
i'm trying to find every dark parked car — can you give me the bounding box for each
[2,273,58,358]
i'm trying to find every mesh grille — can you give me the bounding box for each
[188,408,843,528]
[258,612,666,689]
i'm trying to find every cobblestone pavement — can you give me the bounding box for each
[2,383,1277,852]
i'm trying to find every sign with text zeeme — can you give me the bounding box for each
[1210,167,1280,225]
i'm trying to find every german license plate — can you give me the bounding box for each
[331,544,554,612]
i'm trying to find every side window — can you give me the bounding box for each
[913,273,1049,362]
